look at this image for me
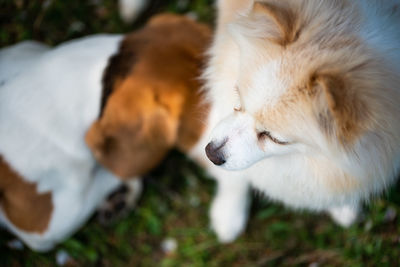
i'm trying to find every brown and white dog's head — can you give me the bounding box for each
[86,14,210,179]
[206,0,400,171]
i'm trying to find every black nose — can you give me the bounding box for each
[205,140,227,166]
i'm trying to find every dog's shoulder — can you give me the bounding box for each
[0,35,122,185]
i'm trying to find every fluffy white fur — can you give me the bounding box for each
[197,0,400,242]
[0,36,142,251]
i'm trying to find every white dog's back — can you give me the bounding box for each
[0,41,50,84]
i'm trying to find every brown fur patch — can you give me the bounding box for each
[88,14,211,179]
[310,73,368,144]
[100,43,138,117]
[0,155,53,233]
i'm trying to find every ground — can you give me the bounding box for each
[0,0,399,266]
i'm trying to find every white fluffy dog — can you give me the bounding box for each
[200,0,400,242]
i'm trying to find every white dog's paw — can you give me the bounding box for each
[210,196,248,243]
[328,205,359,228]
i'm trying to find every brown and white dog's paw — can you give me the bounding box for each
[97,179,143,225]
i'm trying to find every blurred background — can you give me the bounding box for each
[1,0,399,266]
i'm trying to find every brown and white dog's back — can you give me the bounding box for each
[201,0,400,242]
[0,14,211,251]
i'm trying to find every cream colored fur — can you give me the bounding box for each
[198,0,400,242]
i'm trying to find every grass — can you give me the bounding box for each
[1,0,399,266]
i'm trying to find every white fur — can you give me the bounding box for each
[118,0,148,23]
[0,41,50,84]
[328,205,359,228]
[243,61,288,109]
[209,173,250,243]
[0,35,137,251]
[193,0,400,242]
[124,179,143,209]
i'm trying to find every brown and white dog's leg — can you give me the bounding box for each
[97,178,143,225]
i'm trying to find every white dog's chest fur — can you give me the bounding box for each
[0,35,123,250]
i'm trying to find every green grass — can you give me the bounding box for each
[1,0,400,266]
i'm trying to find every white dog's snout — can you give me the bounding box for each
[207,112,267,170]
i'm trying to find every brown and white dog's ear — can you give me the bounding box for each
[309,73,368,144]
[85,121,106,160]
[85,119,143,179]
[85,106,178,179]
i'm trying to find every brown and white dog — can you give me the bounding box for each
[0,14,211,251]
[201,0,400,242]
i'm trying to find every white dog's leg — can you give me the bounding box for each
[328,204,360,227]
[210,174,250,243]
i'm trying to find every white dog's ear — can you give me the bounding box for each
[217,0,255,24]
[230,1,300,47]
[252,1,299,45]
[309,73,369,144]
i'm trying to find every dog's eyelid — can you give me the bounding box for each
[257,130,289,145]
[257,130,270,139]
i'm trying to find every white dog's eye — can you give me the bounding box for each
[257,131,288,145]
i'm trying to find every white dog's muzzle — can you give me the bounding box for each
[205,112,266,170]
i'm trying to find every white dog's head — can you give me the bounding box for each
[205,0,396,171]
